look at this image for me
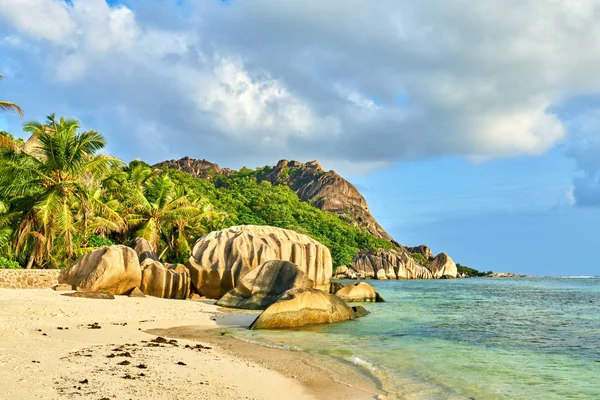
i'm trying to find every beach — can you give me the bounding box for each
[0,288,379,400]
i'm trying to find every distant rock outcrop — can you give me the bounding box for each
[59,245,141,295]
[250,288,358,329]
[215,260,314,309]
[153,156,231,180]
[186,225,333,299]
[266,160,394,242]
[428,253,458,279]
[351,249,433,280]
[406,245,434,261]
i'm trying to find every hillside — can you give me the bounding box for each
[155,157,396,244]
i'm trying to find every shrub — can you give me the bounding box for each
[410,253,430,266]
[0,256,21,269]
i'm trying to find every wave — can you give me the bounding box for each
[233,336,304,352]
[549,276,600,279]
[350,355,377,371]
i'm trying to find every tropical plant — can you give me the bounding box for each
[0,74,23,119]
[123,170,224,261]
[0,115,123,268]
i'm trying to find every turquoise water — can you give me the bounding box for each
[229,278,600,399]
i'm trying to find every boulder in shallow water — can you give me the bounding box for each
[59,245,141,295]
[140,259,190,299]
[250,288,355,329]
[335,282,385,302]
[352,249,433,280]
[351,306,370,318]
[187,225,332,299]
[216,260,313,310]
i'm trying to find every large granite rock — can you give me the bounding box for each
[266,160,394,242]
[59,245,141,295]
[140,260,191,299]
[127,238,158,264]
[215,260,314,309]
[406,245,433,261]
[335,282,384,302]
[428,253,458,279]
[351,249,433,280]
[250,288,356,329]
[187,225,332,299]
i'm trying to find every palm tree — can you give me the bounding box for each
[0,114,123,268]
[0,74,24,119]
[124,172,224,260]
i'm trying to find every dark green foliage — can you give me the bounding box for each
[410,253,430,266]
[457,263,491,277]
[0,256,21,269]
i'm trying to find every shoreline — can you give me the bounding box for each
[148,325,383,400]
[0,288,315,399]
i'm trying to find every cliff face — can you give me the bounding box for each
[265,160,394,242]
[154,156,231,180]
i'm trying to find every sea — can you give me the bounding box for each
[226,277,600,399]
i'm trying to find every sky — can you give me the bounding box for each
[1,0,599,275]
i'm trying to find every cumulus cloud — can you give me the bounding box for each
[1,0,600,172]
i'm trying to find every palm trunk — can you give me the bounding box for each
[25,252,35,269]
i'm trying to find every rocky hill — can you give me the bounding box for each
[155,157,396,244]
[154,157,231,180]
[264,160,395,243]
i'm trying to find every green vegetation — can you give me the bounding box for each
[0,256,21,269]
[410,253,430,266]
[0,115,395,269]
[165,167,395,266]
[457,263,492,277]
[0,73,23,119]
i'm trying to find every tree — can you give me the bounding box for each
[0,74,24,119]
[0,115,123,268]
[124,171,220,260]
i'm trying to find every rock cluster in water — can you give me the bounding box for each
[339,248,458,280]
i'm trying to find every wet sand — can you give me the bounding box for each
[149,325,383,400]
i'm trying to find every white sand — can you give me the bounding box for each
[0,288,315,400]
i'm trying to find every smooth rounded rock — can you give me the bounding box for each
[140,260,190,300]
[216,260,314,310]
[59,245,141,295]
[250,288,355,330]
[335,282,385,303]
[187,225,332,299]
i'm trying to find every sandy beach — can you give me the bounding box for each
[0,288,380,400]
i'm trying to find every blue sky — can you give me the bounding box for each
[1,0,600,275]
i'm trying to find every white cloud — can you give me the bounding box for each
[1,0,600,172]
